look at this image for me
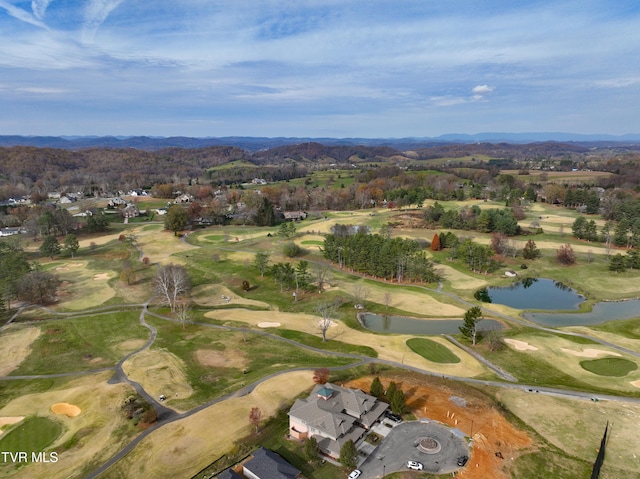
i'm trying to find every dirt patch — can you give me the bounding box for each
[504,339,539,351]
[93,273,110,280]
[560,348,621,358]
[0,327,41,375]
[344,374,533,479]
[194,349,247,369]
[257,322,281,328]
[51,402,81,417]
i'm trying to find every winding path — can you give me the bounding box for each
[3,234,640,479]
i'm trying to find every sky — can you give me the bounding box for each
[1,0,640,138]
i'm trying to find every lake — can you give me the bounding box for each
[359,313,503,335]
[479,278,585,310]
[523,299,640,327]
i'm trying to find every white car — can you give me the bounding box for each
[348,470,362,479]
[407,460,424,470]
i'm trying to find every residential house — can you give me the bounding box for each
[0,227,22,237]
[122,204,140,218]
[288,383,388,458]
[282,211,307,222]
[242,447,301,479]
[174,193,194,204]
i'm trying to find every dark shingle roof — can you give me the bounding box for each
[243,447,300,479]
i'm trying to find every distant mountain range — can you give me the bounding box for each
[2,133,640,151]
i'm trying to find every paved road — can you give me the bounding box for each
[3,242,640,479]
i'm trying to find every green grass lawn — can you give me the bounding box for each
[0,416,62,453]
[580,358,638,377]
[406,338,460,363]
[12,311,149,375]
[146,317,361,409]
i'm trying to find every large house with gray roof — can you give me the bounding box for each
[288,383,388,458]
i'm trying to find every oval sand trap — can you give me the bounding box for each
[51,402,81,417]
[504,339,538,351]
[561,348,622,358]
[257,322,281,328]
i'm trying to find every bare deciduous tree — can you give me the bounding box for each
[154,263,191,312]
[315,302,336,342]
[314,263,330,294]
[352,284,370,308]
[174,297,192,329]
[249,406,262,433]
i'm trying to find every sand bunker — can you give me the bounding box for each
[0,416,25,435]
[504,339,539,351]
[561,348,622,358]
[258,322,281,328]
[51,402,81,417]
[93,273,110,280]
[631,380,640,389]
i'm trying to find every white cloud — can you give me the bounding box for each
[0,0,48,28]
[31,0,53,20]
[82,0,126,43]
[16,86,69,94]
[472,84,494,94]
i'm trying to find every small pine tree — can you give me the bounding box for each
[386,381,397,401]
[522,239,541,260]
[370,376,384,398]
[389,388,407,415]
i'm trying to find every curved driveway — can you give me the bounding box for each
[360,420,469,477]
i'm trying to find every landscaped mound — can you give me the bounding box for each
[51,402,81,417]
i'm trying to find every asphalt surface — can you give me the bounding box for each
[360,421,469,478]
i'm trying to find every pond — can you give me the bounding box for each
[359,313,503,335]
[477,278,585,311]
[523,299,640,327]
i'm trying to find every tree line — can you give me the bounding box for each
[322,228,440,283]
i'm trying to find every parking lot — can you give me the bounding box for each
[358,420,470,478]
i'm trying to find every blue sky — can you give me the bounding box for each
[1,1,640,137]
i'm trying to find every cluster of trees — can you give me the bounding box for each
[323,230,440,283]
[0,240,60,310]
[609,250,640,273]
[39,234,79,259]
[370,377,407,415]
[424,203,521,235]
[572,216,640,248]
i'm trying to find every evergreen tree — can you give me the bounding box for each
[459,306,483,346]
[572,216,586,239]
[63,234,80,258]
[254,197,276,226]
[40,235,61,259]
[370,376,384,398]
[522,239,541,260]
[613,219,630,247]
[389,388,407,415]
[339,440,358,469]
[386,381,397,401]
[609,254,627,273]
